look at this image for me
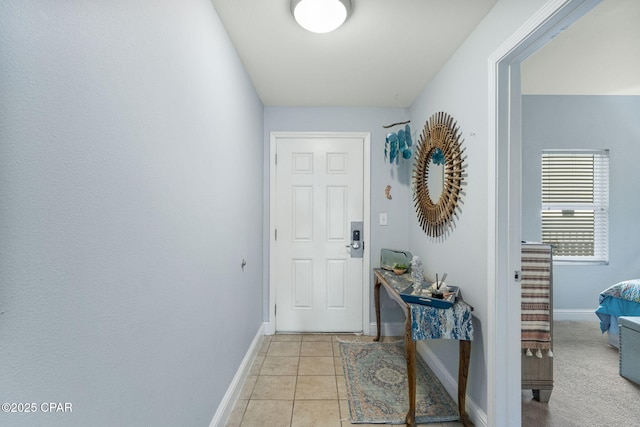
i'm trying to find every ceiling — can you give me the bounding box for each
[211,0,497,107]
[211,0,640,108]
[521,0,640,95]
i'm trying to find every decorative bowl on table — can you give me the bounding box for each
[392,264,408,275]
[393,268,407,275]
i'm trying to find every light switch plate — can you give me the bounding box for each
[379,213,388,226]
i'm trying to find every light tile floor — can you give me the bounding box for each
[226,334,465,427]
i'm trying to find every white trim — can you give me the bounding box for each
[363,134,371,333]
[208,323,265,427]
[553,309,599,322]
[269,134,277,334]
[487,1,602,425]
[368,322,404,337]
[269,135,277,333]
[417,342,487,427]
[263,321,275,336]
[269,132,371,334]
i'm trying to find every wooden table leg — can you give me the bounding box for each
[458,340,473,427]
[404,313,416,427]
[374,280,382,342]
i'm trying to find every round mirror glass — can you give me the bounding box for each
[427,149,444,203]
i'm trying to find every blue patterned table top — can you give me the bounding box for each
[374,269,474,341]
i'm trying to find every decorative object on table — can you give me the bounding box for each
[392,263,407,275]
[410,256,424,289]
[339,341,459,424]
[430,272,449,298]
[384,122,413,165]
[431,291,444,299]
[380,248,412,272]
[400,283,460,309]
[384,184,392,200]
[413,111,466,238]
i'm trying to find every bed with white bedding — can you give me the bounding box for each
[595,279,640,348]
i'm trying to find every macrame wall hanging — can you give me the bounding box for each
[413,112,466,238]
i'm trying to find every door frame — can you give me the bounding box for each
[268,131,371,334]
[487,0,601,424]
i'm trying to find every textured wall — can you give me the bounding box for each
[408,0,548,417]
[0,1,263,426]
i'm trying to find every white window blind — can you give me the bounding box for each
[541,150,609,263]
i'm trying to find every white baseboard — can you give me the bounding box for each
[416,342,487,427]
[368,322,404,337]
[553,309,598,322]
[209,323,266,427]
[263,321,274,335]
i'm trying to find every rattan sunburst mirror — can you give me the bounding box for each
[413,112,465,237]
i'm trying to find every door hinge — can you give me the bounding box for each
[275,229,277,241]
[514,270,522,282]
[274,304,277,316]
[275,153,277,165]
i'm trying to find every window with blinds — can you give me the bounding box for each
[541,150,609,263]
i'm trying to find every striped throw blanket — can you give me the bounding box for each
[521,243,553,358]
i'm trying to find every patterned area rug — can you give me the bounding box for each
[339,341,459,424]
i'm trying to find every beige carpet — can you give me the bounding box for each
[522,320,640,426]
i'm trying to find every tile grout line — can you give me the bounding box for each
[237,334,362,427]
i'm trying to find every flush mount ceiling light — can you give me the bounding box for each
[291,0,352,34]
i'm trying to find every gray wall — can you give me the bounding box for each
[408,0,548,416]
[0,1,264,426]
[522,95,640,310]
[263,107,412,325]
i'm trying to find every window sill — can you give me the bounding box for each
[553,260,609,266]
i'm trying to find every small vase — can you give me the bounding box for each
[431,291,444,299]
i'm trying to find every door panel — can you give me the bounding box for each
[275,136,364,332]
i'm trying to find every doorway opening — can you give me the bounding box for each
[488,0,602,425]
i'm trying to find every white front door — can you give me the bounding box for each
[273,134,366,332]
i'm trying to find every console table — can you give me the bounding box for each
[373,268,474,427]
